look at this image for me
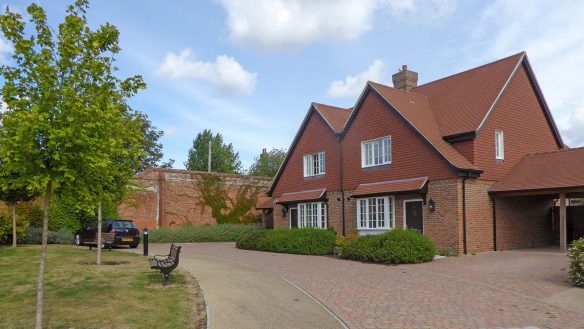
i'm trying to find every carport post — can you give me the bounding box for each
[559,193,567,253]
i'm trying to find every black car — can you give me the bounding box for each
[75,219,141,248]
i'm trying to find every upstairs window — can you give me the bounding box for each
[303,152,325,177]
[495,131,504,160]
[361,137,392,168]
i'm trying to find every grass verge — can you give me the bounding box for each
[0,245,206,328]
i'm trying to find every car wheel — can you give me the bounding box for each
[129,244,139,248]
[75,234,82,246]
[100,242,105,249]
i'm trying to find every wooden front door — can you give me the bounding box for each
[290,208,298,228]
[405,200,424,233]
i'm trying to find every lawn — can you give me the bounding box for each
[0,245,206,329]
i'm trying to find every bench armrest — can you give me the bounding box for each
[152,253,169,260]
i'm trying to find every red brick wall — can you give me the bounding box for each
[118,168,272,229]
[474,64,561,181]
[495,196,553,250]
[342,91,458,190]
[271,110,341,198]
[465,179,495,253]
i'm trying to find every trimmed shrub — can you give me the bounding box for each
[569,237,584,287]
[24,227,74,244]
[148,224,265,243]
[236,231,268,250]
[48,196,82,233]
[340,229,436,264]
[248,228,336,255]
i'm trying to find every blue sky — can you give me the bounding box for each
[3,0,584,169]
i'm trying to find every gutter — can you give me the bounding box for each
[339,135,346,236]
[462,175,468,255]
[492,196,497,251]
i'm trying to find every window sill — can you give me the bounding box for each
[357,228,392,236]
[303,174,325,179]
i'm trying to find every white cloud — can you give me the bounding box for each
[155,49,257,96]
[163,127,178,137]
[326,59,385,98]
[469,0,584,147]
[218,0,457,50]
[0,37,12,65]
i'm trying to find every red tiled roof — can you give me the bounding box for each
[413,52,525,137]
[490,147,584,193]
[368,82,480,171]
[276,188,326,204]
[313,103,352,134]
[256,198,273,210]
[352,177,428,197]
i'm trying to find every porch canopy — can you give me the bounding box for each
[490,147,584,251]
[275,188,326,204]
[352,177,428,198]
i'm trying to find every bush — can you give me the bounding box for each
[236,228,336,255]
[25,204,44,228]
[236,231,268,250]
[569,237,584,288]
[148,224,265,243]
[24,227,74,244]
[48,196,82,233]
[0,213,29,244]
[340,229,436,264]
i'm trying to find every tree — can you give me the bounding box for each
[0,172,37,247]
[185,129,242,173]
[247,148,287,177]
[0,2,147,327]
[137,114,164,171]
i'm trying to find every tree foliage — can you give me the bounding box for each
[0,1,149,326]
[185,129,242,173]
[247,148,286,177]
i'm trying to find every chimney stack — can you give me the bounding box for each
[392,64,418,91]
[260,148,267,158]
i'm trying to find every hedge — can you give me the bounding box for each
[25,227,74,244]
[236,228,337,255]
[148,224,265,243]
[340,229,436,264]
[569,237,584,287]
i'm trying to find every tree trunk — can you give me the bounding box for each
[11,204,17,248]
[35,181,52,329]
[97,201,102,265]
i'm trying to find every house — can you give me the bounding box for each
[267,52,584,254]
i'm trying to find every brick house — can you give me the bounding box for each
[267,52,584,254]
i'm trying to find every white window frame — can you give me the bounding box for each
[356,196,394,230]
[297,202,327,229]
[495,131,504,160]
[361,136,392,168]
[303,152,326,177]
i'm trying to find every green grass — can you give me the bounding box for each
[148,223,265,243]
[0,245,206,329]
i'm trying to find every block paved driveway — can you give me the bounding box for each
[174,243,583,329]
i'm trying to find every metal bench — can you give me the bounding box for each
[149,243,181,285]
[88,232,116,251]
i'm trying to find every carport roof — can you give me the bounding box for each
[489,147,584,195]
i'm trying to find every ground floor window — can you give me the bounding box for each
[296,202,327,228]
[356,196,394,230]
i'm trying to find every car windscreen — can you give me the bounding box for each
[112,221,137,229]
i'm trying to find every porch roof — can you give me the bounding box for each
[275,188,326,204]
[489,147,584,196]
[352,177,428,198]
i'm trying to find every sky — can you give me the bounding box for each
[2,0,584,170]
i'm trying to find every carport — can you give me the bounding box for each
[489,148,584,252]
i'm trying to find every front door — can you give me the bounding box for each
[405,200,424,233]
[290,208,298,228]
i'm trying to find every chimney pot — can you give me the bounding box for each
[392,64,418,91]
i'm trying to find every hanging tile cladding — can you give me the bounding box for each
[342,91,458,190]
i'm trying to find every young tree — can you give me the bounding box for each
[185,129,242,173]
[0,173,36,247]
[0,2,147,327]
[137,114,164,171]
[247,148,287,177]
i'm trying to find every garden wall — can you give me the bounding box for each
[118,168,272,229]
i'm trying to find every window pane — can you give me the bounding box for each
[384,138,391,163]
[359,200,366,228]
[377,198,385,228]
[388,197,394,228]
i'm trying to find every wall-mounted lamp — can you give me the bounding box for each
[428,199,436,213]
[281,206,288,217]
